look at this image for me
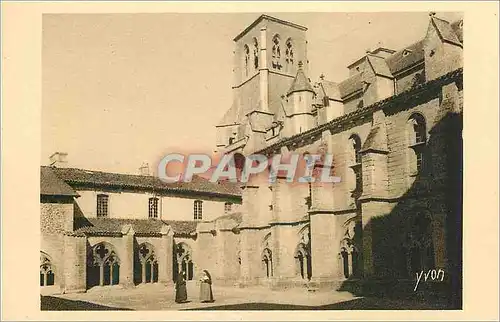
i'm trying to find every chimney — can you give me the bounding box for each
[139,162,150,176]
[49,152,68,167]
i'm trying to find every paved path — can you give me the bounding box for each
[54,282,358,310]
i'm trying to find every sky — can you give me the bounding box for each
[42,12,463,174]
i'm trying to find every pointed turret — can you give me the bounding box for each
[286,61,315,96]
[282,61,316,136]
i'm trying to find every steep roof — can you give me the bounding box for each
[431,16,462,46]
[73,217,198,237]
[287,67,315,96]
[338,72,363,99]
[367,55,393,78]
[43,166,242,197]
[319,80,341,101]
[386,40,425,75]
[40,166,79,197]
[450,19,463,43]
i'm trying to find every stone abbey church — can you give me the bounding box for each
[41,14,463,301]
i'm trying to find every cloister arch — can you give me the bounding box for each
[174,242,194,281]
[40,252,55,287]
[87,242,120,288]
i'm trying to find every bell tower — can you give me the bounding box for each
[217,15,309,154]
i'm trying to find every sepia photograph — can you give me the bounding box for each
[37,10,467,311]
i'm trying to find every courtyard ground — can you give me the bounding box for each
[41,281,451,311]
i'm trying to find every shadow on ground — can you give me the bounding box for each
[41,295,452,311]
[41,296,132,311]
[182,297,451,311]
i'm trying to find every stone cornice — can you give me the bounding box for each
[256,68,463,156]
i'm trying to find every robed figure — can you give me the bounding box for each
[199,270,214,303]
[175,271,188,303]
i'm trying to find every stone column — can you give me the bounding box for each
[62,233,87,293]
[310,213,340,281]
[238,228,258,286]
[259,26,269,112]
[120,224,135,288]
[159,225,174,285]
[359,110,390,278]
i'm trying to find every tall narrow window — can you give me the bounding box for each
[272,34,281,70]
[148,197,159,219]
[194,200,203,220]
[243,44,250,78]
[407,113,427,176]
[349,135,363,199]
[253,38,259,70]
[224,202,232,213]
[97,194,109,217]
[285,38,294,73]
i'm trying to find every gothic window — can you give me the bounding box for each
[97,194,109,217]
[339,236,359,279]
[148,197,159,219]
[87,242,120,288]
[137,243,158,284]
[285,38,294,73]
[174,243,194,281]
[407,113,428,176]
[253,37,259,70]
[40,252,55,287]
[224,202,232,213]
[294,243,311,280]
[341,248,349,278]
[243,44,250,78]
[262,248,273,278]
[194,200,203,220]
[271,34,282,70]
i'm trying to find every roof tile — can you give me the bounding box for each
[40,167,79,197]
[74,217,198,237]
[44,166,241,197]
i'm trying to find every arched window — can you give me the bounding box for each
[243,44,250,78]
[285,38,294,73]
[87,242,120,288]
[407,113,427,176]
[253,37,259,70]
[174,243,194,281]
[349,134,363,198]
[341,248,349,278]
[262,248,273,278]
[40,252,55,287]
[339,237,359,279]
[272,34,282,70]
[148,197,159,219]
[294,243,311,280]
[137,243,158,284]
[194,200,203,220]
